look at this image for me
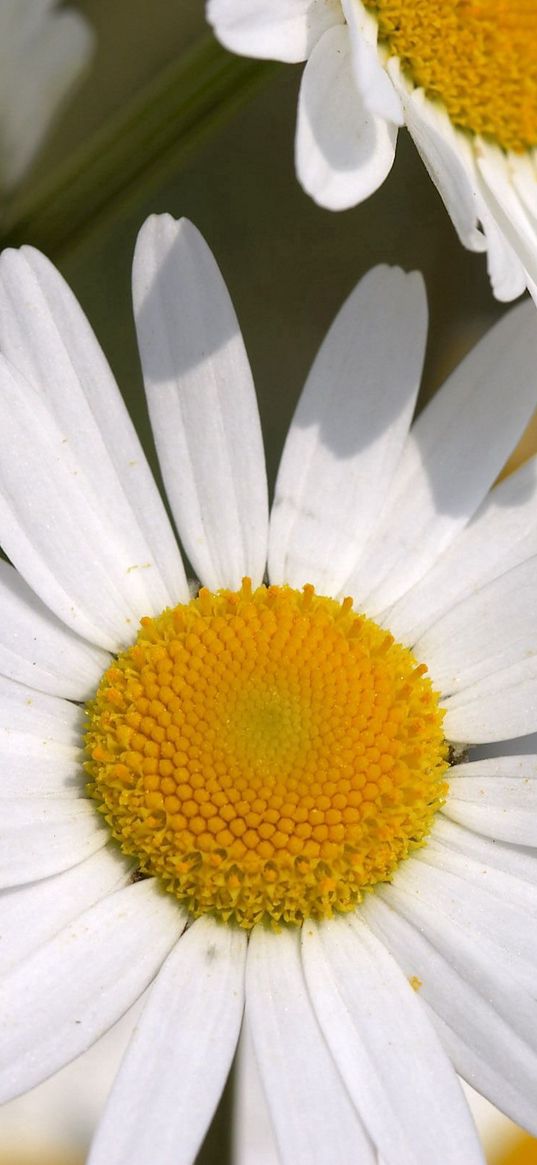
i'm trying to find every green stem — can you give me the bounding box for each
[1,36,278,256]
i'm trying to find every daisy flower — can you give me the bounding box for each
[207,0,537,305]
[0,0,94,194]
[0,214,537,1165]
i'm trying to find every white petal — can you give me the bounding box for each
[0,560,111,699]
[0,246,185,609]
[0,5,94,190]
[207,0,343,62]
[477,145,537,288]
[233,1020,282,1165]
[0,672,82,744]
[478,197,529,302]
[88,916,246,1165]
[443,655,537,744]
[341,0,403,125]
[433,814,537,881]
[133,215,269,591]
[0,676,85,798]
[247,925,375,1165]
[302,914,483,1164]
[362,891,537,1134]
[269,266,427,593]
[0,845,132,976]
[387,61,486,253]
[347,299,537,612]
[417,556,537,697]
[0,879,186,1102]
[0,798,107,887]
[0,357,168,652]
[386,454,537,644]
[296,26,397,211]
[445,756,537,846]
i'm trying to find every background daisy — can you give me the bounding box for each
[207,0,537,305]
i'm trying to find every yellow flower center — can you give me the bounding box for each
[85,580,448,929]
[362,0,537,152]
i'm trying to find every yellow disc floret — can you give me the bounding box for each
[363,0,537,152]
[85,580,448,928]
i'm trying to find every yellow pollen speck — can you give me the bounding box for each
[85,581,448,929]
[409,975,423,991]
[362,0,537,151]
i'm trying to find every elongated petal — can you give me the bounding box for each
[0,798,107,887]
[342,0,402,124]
[443,655,537,744]
[477,145,537,289]
[0,246,185,607]
[207,0,342,62]
[247,925,375,1165]
[296,26,397,211]
[417,556,537,696]
[432,815,537,887]
[302,915,483,1164]
[387,455,537,644]
[233,1020,282,1165]
[89,916,246,1165]
[445,756,537,845]
[347,299,537,611]
[133,215,268,591]
[0,560,110,699]
[0,880,186,1102]
[0,845,132,976]
[362,891,537,1134]
[269,266,426,592]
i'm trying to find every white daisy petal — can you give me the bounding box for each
[0,672,82,745]
[477,145,537,289]
[133,215,269,591]
[0,246,185,608]
[88,916,246,1165]
[206,0,343,62]
[295,26,397,211]
[233,1019,282,1165]
[302,914,483,1165]
[416,556,537,697]
[387,455,537,644]
[443,656,537,744]
[0,560,111,700]
[477,198,529,302]
[0,799,107,887]
[341,0,403,125]
[269,266,427,593]
[0,675,85,797]
[346,299,537,611]
[247,925,375,1165]
[0,880,186,1103]
[445,756,537,846]
[0,845,133,976]
[362,892,537,1134]
[386,60,486,254]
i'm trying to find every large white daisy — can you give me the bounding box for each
[207,0,537,306]
[0,0,94,195]
[1,214,537,1165]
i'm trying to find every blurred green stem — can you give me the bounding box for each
[1,35,277,256]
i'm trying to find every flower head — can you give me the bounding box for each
[207,0,537,304]
[0,215,537,1164]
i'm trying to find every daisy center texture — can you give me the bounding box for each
[85,580,448,928]
[363,0,537,151]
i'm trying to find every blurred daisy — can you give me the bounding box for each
[0,0,94,194]
[207,0,537,304]
[0,215,537,1165]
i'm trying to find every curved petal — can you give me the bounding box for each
[269,265,427,592]
[0,880,186,1103]
[443,655,537,744]
[432,815,537,886]
[0,245,185,607]
[0,845,132,976]
[133,215,268,591]
[0,560,110,699]
[302,914,483,1164]
[386,454,537,645]
[347,299,537,612]
[207,0,343,62]
[0,798,107,887]
[342,0,402,124]
[445,756,537,845]
[477,145,537,289]
[246,925,375,1165]
[88,916,246,1165]
[362,891,537,1134]
[296,26,397,211]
